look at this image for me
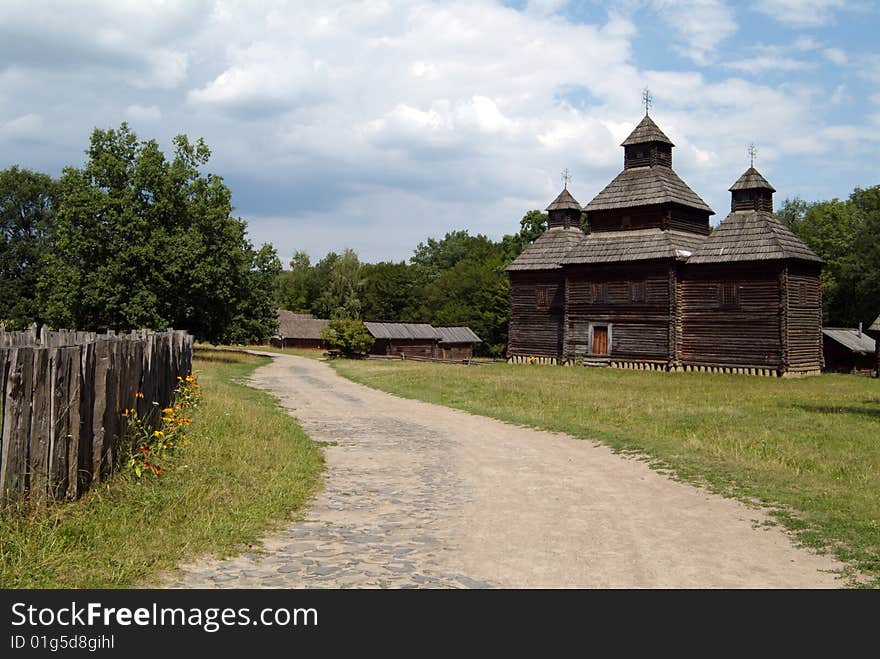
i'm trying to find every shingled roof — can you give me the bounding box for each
[687,210,823,264]
[364,322,439,340]
[869,315,880,333]
[729,167,776,192]
[621,115,674,146]
[435,326,481,344]
[505,226,585,271]
[546,187,581,211]
[275,310,329,339]
[583,165,713,214]
[562,229,706,264]
[822,328,876,355]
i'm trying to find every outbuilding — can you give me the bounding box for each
[270,310,329,349]
[821,328,876,375]
[436,326,481,360]
[365,322,439,358]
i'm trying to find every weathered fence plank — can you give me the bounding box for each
[0,330,193,510]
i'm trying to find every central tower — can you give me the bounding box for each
[583,113,713,234]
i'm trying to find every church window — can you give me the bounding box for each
[630,281,646,302]
[536,286,550,311]
[719,282,739,309]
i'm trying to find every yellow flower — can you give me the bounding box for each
[153,430,165,439]
[162,407,174,415]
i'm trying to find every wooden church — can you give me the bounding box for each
[506,111,824,376]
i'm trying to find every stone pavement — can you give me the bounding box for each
[164,354,842,589]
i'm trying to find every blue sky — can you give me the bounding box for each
[1,0,878,263]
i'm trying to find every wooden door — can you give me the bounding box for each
[591,326,608,355]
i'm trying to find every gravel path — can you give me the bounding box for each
[166,353,842,588]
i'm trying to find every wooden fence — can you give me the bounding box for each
[0,328,193,508]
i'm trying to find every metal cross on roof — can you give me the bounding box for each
[748,143,757,168]
[642,87,652,115]
[561,168,572,189]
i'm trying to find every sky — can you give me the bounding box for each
[1,0,878,264]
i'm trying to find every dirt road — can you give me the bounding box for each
[167,354,842,588]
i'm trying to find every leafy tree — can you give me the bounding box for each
[276,251,315,312]
[315,248,363,319]
[361,261,419,321]
[38,123,278,343]
[320,317,374,355]
[0,166,56,328]
[500,209,548,264]
[411,230,497,283]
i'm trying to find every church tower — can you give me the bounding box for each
[583,106,713,235]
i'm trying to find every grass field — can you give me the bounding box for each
[333,359,880,586]
[0,349,322,588]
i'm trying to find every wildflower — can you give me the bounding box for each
[153,465,162,475]
[138,445,151,455]
[135,391,145,399]
[162,407,174,415]
[153,430,165,439]
[121,409,131,417]
[185,375,196,383]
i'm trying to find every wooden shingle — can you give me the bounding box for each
[686,210,823,264]
[505,226,585,271]
[583,165,713,214]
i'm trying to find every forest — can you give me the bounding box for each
[1,121,878,353]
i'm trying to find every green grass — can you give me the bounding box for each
[0,349,323,588]
[332,359,880,586]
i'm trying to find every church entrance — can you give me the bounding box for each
[591,325,609,355]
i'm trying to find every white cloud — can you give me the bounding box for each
[823,47,848,65]
[0,0,874,260]
[649,0,738,65]
[726,55,813,74]
[752,0,849,28]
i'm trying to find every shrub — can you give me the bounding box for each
[321,318,374,356]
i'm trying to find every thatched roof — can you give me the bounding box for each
[546,187,581,211]
[822,328,876,355]
[562,229,706,264]
[506,226,585,271]
[436,326,481,344]
[275,310,329,339]
[729,167,776,192]
[583,165,713,214]
[686,210,822,265]
[364,322,439,340]
[621,115,674,146]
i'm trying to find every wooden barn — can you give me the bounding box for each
[365,322,439,358]
[821,328,876,374]
[435,326,481,360]
[506,111,824,376]
[270,310,329,349]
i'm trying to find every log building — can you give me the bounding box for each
[506,113,824,376]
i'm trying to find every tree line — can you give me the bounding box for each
[276,211,547,356]
[3,121,877,350]
[778,185,880,328]
[0,124,280,344]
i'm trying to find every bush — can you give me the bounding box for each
[321,318,374,355]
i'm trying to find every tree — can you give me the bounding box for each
[315,248,363,319]
[0,166,56,328]
[276,251,314,312]
[320,318,374,355]
[38,123,279,343]
[500,209,548,264]
[361,261,419,321]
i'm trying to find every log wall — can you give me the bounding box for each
[507,271,565,358]
[372,338,438,359]
[0,329,193,509]
[785,264,823,371]
[679,264,783,369]
[564,262,673,361]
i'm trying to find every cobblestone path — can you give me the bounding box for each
[165,354,842,588]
